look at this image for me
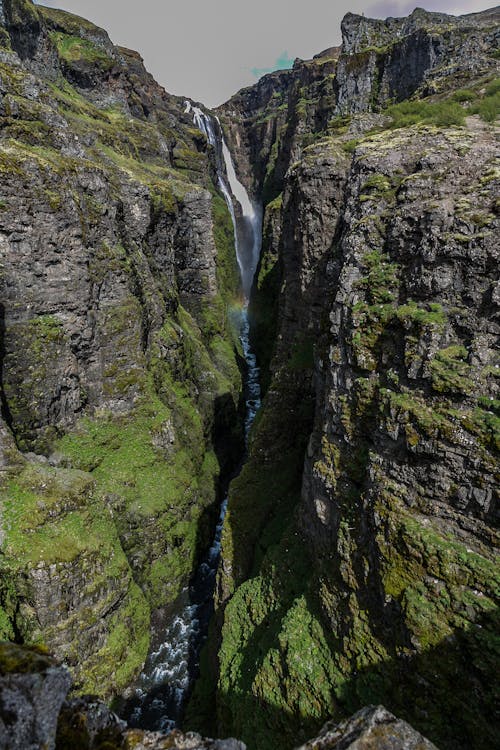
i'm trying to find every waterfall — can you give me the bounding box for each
[121,102,262,732]
[185,101,262,299]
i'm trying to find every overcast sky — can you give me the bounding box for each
[34,0,496,106]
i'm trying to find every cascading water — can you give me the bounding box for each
[121,101,263,732]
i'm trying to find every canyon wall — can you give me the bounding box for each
[0,0,243,696]
[188,8,500,750]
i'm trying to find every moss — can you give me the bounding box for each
[461,403,500,452]
[216,529,338,750]
[49,31,114,70]
[2,314,67,451]
[395,301,447,329]
[79,581,149,696]
[467,78,500,123]
[0,458,151,695]
[356,249,399,304]
[38,4,105,36]
[8,0,40,27]
[0,643,53,676]
[429,345,474,395]
[359,173,395,203]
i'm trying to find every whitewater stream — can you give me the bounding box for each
[121,103,263,732]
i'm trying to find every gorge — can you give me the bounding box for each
[121,103,263,733]
[0,2,498,749]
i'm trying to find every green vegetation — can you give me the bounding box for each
[429,345,473,395]
[0,460,150,694]
[468,78,500,123]
[360,173,394,202]
[386,100,466,129]
[49,31,114,70]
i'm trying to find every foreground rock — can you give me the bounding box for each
[0,643,71,750]
[0,643,438,750]
[297,706,438,749]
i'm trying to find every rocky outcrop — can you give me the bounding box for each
[0,643,71,750]
[194,6,500,750]
[0,643,438,750]
[0,0,243,696]
[335,8,500,114]
[219,7,499,203]
[296,706,438,749]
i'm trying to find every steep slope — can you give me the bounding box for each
[189,7,500,750]
[0,0,243,697]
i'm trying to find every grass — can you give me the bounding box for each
[49,31,114,70]
[386,100,466,129]
[468,79,500,123]
[429,345,474,396]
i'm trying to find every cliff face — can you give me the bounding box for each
[1,2,499,747]
[0,0,243,696]
[192,7,500,750]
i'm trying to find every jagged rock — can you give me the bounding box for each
[0,642,71,750]
[296,706,438,749]
[124,729,246,750]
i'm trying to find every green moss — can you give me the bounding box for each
[0,643,53,676]
[395,301,447,329]
[0,458,151,695]
[49,31,114,70]
[429,345,474,395]
[215,524,339,750]
[467,78,500,123]
[38,4,105,36]
[461,403,500,452]
[80,581,150,696]
[360,173,395,203]
[8,0,40,27]
[356,250,399,304]
[3,315,67,451]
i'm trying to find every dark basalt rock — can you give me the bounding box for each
[0,642,71,750]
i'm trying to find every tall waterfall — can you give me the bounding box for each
[185,101,262,299]
[121,102,263,732]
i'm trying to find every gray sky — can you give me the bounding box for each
[34,0,496,106]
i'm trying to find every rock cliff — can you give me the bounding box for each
[0,0,243,697]
[0,2,498,749]
[189,6,499,750]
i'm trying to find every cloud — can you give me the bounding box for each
[251,51,295,79]
[366,0,480,18]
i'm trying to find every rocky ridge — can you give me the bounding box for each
[188,6,500,750]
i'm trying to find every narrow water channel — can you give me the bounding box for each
[121,104,262,732]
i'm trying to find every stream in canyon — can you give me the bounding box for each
[121,104,263,732]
